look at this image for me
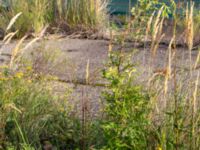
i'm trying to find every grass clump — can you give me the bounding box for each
[0,67,80,149]
[55,0,107,29]
[0,0,108,37]
[0,0,53,37]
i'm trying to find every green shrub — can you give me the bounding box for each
[101,51,150,149]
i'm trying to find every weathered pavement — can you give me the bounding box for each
[0,38,199,116]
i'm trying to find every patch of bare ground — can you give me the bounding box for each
[0,37,199,116]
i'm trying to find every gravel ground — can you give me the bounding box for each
[0,37,199,116]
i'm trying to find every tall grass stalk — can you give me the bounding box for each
[185,2,197,149]
[194,48,200,69]
[148,2,200,149]
[171,1,179,149]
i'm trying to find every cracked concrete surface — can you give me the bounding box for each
[0,38,199,116]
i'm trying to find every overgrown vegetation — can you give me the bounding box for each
[0,0,108,37]
[0,66,82,149]
[0,0,200,149]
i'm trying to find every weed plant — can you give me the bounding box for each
[101,50,150,149]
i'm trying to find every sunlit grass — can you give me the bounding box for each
[0,0,108,37]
